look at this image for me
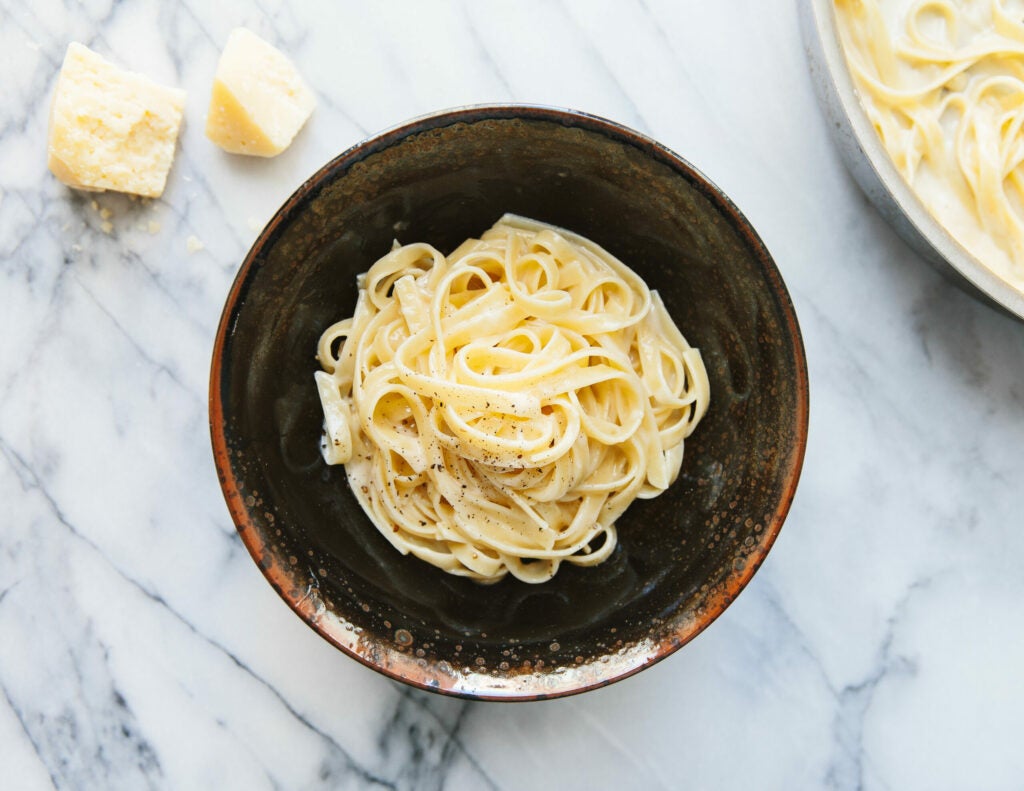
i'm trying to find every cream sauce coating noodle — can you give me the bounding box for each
[835,0,1024,290]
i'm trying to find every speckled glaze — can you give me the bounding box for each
[209,105,809,700]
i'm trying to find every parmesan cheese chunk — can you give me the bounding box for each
[48,43,186,198]
[205,28,316,157]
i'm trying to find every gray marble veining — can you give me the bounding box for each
[2,1,1023,789]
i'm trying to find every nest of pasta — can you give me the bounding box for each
[315,215,709,583]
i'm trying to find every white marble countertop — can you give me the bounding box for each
[2,1,1023,789]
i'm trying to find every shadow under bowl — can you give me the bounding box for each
[209,105,809,700]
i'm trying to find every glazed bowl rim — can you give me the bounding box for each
[208,103,809,700]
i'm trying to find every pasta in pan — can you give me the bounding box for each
[835,0,1024,290]
[314,215,709,584]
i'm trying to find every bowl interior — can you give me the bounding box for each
[212,108,807,699]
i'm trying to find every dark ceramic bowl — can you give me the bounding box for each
[210,105,808,700]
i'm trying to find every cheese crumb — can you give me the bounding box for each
[100,220,113,234]
[148,220,162,234]
[205,29,315,157]
[186,235,205,253]
[47,43,186,198]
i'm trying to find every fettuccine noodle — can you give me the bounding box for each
[834,0,1024,289]
[314,215,709,584]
